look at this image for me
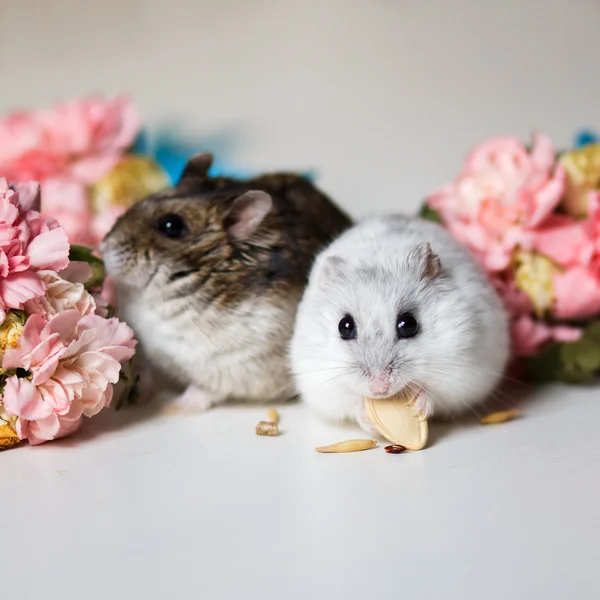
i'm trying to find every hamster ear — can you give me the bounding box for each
[223,190,273,241]
[178,152,214,183]
[318,255,347,288]
[408,242,441,279]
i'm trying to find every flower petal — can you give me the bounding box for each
[2,376,52,420]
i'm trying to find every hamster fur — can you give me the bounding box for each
[101,153,352,411]
[290,214,510,430]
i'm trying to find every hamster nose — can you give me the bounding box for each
[368,375,390,396]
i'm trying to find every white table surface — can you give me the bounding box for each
[2,385,599,600]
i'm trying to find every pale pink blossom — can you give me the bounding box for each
[0,95,140,246]
[0,179,70,320]
[2,309,136,445]
[428,133,565,272]
[0,95,139,184]
[91,205,125,246]
[511,315,582,357]
[41,179,95,247]
[527,194,600,320]
[24,270,96,318]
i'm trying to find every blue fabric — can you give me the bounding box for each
[574,129,599,148]
[132,129,316,184]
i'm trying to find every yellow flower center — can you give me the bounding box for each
[91,155,169,212]
[0,312,24,353]
[513,250,557,317]
[560,144,600,217]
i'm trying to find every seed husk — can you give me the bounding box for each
[266,407,279,424]
[384,444,407,454]
[315,439,377,453]
[480,408,521,425]
[255,421,279,436]
[364,393,428,450]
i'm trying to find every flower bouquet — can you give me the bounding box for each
[421,132,600,383]
[0,95,170,248]
[0,180,136,449]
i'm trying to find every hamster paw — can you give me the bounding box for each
[414,393,434,421]
[162,385,220,416]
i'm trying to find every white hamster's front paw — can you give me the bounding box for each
[162,385,221,415]
[412,392,434,421]
[356,401,383,437]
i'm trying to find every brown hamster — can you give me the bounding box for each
[101,153,352,410]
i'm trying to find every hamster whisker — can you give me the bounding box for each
[292,351,358,366]
[321,371,357,386]
[485,388,522,410]
[426,386,487,420]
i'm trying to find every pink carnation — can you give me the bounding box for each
[511,315,581,357]
[0,95,139,184]
[529,195,600,321]
[428,133,565,272]
[0,179,69,320]
[0,95,140,246]
[2,310,136,445]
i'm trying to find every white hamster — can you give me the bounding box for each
[290,214,510,432]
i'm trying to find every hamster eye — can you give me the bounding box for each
[396,313,418,339]
[156,213,188,239]
[338,314,357,341]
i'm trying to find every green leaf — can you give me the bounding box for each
[583,321,600,343]
[523,342,562,383]
[556,339,600,383]
[418,202,442,224]
[68,245,106,290]
[561,339,600,370]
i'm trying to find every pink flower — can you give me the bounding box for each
[91,205,125,247]
[41,179,95,246]
[11,387,84,446]
[0,179,69,320]
[552,266,600,321]
[512,315,581,357]
[428,133,565,271]
[533,214,595,267]
[0,95,140,246]
[491,274,534,316]
[2,308,136,445]
[24,270,96,318]
[528,195,600,321]
[0,95,140,184]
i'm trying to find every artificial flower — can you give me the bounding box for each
[427,133,565,271]
[2,309,136,445]
[513,250,556,317]
[0,179,69,321]
[0,176,137,447]
[0,310,25,353]
[511,315,581,357]
[560,143,600,218]
[424,131,600,381]
[91,154,168,213]
[0,95,140,184]
[0,95,141,246]
[552,266,600,321]
[24,270,96,319]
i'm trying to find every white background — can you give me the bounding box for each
[2,2,600,599]
[3,0,600,216]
